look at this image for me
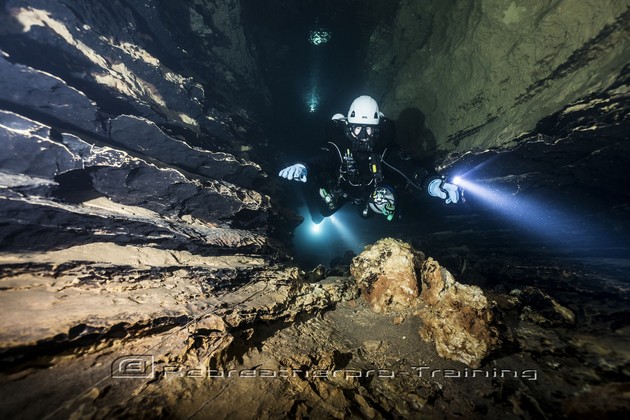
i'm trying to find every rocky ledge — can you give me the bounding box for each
[2,238,626,418]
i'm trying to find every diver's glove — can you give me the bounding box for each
[428,179,460,204]
[279,163,308,182]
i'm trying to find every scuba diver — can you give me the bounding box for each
[278,95,461,224]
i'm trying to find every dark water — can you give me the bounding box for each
[241,0,384,159]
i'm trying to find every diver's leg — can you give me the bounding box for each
[312,189,350,223]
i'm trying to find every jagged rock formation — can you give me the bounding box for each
[514,286,576,327]
[0,1,277,257]
[0,252,359,418]
[418,257,500,368]
[0,109,269,253]
[350,238,423,312]
[350,238,500,367]
[0,2,309,417]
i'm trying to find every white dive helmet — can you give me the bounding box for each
[347,95,380,125]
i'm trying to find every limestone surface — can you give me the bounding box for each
[350,239,500,367]
[350,238,424,313]
[417,257,501,368]
[367,0,630,156]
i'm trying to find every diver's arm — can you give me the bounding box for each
[302,143,341,178]
[279,142,340,183]
[381,146,432,191]
[381,148,461,203]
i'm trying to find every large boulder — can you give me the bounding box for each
[417,257,501,368]
[350,238,424,313]
[350,238,500,367]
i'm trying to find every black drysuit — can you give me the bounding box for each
[301,117,436,223]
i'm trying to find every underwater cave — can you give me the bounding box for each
[0,0,629,418]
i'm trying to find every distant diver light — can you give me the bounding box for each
[306,91,320,113]
[309,30,331,45]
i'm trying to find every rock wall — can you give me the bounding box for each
[0,0,269,152]
[0,2,321,416]
[0,0,276,253]
[367,0,630,157]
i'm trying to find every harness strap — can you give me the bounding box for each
[330,142,387,187]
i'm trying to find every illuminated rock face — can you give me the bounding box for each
[350,238,424,312]
[418,258,500,368]
[350,238,500,367]
[366,0,629,157]
[0,0,269,158]
[0,0,279,255]
[0,5,307,415]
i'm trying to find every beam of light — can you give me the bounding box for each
[292,205,365,268]
[447,154,501,181]
[304,23,323,113]
[454,176,602,250]
[328,210,363,253]
[306,88,319,113]
[310,221,322,234]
